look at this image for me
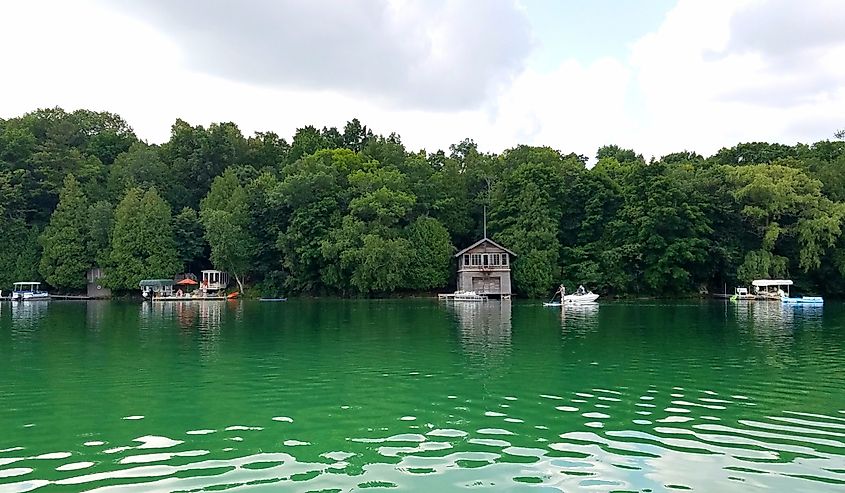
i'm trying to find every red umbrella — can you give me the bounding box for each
[177,278,198,286]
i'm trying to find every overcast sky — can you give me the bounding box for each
[1,0,844,159]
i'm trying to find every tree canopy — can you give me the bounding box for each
[4,107,845,298]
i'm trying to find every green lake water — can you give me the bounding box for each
[0,299,843,492]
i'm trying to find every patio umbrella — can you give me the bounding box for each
[176,278,198,286]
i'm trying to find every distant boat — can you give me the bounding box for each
[259,298,287,302]
[781,295,824,304]
[545,284,599,306]
[564,292,600,303]
[752,279,793,300]
[10,282,49,301]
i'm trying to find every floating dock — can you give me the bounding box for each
[151,296,229,302]
[437,292,488,302]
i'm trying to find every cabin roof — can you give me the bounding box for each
[454,237,517,258]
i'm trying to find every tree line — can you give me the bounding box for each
[2,107,845,298]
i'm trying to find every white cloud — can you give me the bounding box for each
[483,57,633,158]
[626,0,845,157]
[1,0,843,161]
[486,0,845,160]
[97,0,532,111]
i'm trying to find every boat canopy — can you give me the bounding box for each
[139,279,174,288]
[751,279,793,287]
[13,282,41,288]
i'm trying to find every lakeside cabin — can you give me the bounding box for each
[86,267,111,299]
[201,270,229,296]
[140,271,231,301]
[454,238,516,299]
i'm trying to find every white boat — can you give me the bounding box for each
[563,292,600,303]
[781,295,824,304]
[438,291,488,302]
[752,279,793,300]
[140,279,175,300]
[545,284,599,306]
[10,282,50,301]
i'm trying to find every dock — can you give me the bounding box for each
[151,296,229,302]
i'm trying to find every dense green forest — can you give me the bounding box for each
[2,107,845,298]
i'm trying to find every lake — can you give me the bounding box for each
[0,299,843,492]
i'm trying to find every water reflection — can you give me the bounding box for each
[451,300,512,357]
[139,301,226,331]
[85,300,109,331]
[559,302,599,331]
[732,299,823,329]
[9,300,48,327]
[1,300,844,492]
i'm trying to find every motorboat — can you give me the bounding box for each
[563,292,600,303]
[545,284,599,306]
[10,282,50,301]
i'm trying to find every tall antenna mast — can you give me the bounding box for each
[483,205,487,239]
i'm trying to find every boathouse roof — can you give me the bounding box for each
[454,237,517,258]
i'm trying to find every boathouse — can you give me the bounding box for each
[86,267,111,298]
[454,238,516,298]
[200,270,229,295]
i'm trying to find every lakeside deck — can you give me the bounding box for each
[150,296,230,302]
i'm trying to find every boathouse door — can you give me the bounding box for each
[472,277,500,294]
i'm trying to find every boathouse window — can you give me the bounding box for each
[502,254,508,266]
[471,254,482,266]
[483,254,489,266]
[491,254,500,266]
[464,254,470,266]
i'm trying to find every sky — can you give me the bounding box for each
[1,0,844,160]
